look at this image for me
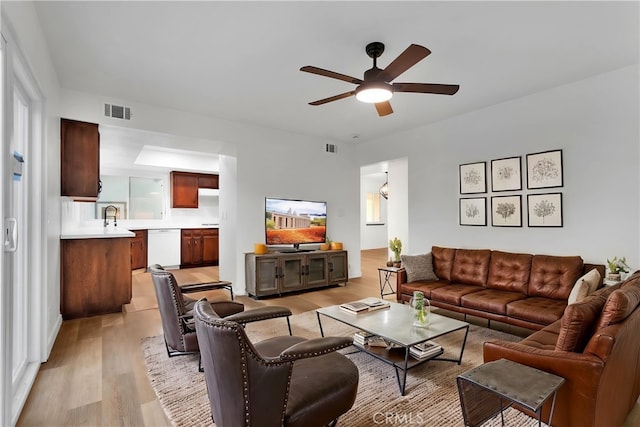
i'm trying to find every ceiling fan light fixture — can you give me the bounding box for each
[355,82,393,103]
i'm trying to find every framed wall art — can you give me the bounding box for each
[491,156,521,192]
[528,193,563,227]
[460,162,486,194]
[491,195,522,227]
[526,149,563,189]
[459,197,486,226]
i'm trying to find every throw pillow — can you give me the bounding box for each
[401,253,438,282]
[567,268,601,305]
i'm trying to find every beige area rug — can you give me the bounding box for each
[142,311,548,426]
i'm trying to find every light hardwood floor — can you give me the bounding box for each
[17,248,640,426]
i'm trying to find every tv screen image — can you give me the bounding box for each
[265,198,327,247]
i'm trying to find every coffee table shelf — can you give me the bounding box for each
[317,302,469,395]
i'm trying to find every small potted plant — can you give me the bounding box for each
[389,237,402,267]
[606,256,630,281]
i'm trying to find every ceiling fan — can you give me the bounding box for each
[300,42,459,117]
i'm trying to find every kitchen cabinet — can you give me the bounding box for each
[60,118,100,200]
[131,229,148,270]
[170,171,219,208]
[245,250,348,298]
[181,228,219,267]
[61,237,132,319]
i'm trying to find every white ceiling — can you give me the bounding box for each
[34,1,638,145]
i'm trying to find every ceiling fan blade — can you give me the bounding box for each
[378,44,431,82]
[375,101,393,117]
[309,91,356,106]
[300,66,363,85]
[393,82,460,95]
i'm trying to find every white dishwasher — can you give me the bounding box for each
[147,229,181,269]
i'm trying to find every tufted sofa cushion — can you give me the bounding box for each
[450,249,491,287]
[528,255,583,300]
[486,251,532,294]
[431,246,456,281]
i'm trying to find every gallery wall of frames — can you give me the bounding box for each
[459,149,563,228]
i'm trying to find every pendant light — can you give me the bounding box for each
[379,172,389,199]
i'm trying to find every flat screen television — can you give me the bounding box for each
[265,197,327,250]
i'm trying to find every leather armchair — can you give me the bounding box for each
[149,265,292,370]
[194,299,359,427]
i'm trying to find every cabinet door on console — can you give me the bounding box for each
[306,253,328,287]
[328,251,348,283]
[281,256,306,292]
[255,257,279,295]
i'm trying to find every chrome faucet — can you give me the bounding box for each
[103,205,118,228]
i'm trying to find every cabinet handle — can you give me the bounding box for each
[328,262,334,272]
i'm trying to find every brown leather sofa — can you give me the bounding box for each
[483,271,640,427]
[396,246,604,330]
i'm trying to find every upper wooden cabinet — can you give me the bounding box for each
[170,171,219,208]
[61,119,100,200]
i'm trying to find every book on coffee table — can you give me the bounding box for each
[340,298,391,315]
[410,341,442,359]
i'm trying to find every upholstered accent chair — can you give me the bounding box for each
[194,299,359,427]
[149,265,292,370]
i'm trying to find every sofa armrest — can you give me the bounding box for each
[484,339,605,377]
[279,336,353,361]
[395,269,408,302]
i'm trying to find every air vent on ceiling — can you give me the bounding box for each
[104,103,132,120]
[325,144,337,153]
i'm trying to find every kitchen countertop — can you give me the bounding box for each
[60,222,219,239]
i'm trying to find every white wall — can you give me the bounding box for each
[357,65,640,269]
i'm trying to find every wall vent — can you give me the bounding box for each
[104,103,132,120]
[325,144,337,153]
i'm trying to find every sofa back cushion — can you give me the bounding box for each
[450,248,491,286]
[596,274,640,329]
[486,251,532,293]
[431,246,456,281]
[528,255,584,300]
[556,292,608,352]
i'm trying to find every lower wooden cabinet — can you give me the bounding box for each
[61,237,132,319]
[245,250,348,298]
[181,228,219,267]
[131,229,148,270]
